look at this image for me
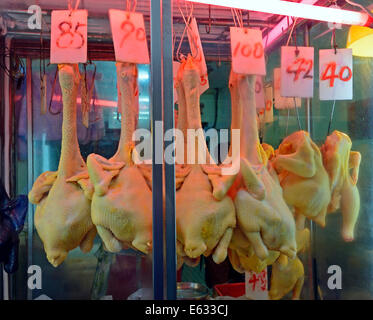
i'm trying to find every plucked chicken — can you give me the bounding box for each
[226,70,297,263]
[321,130,361,241]
[29,64,96,267]
[268,226,310,300]
[273,131,331,227]
[175,55,236,264]
[87,62,152,254]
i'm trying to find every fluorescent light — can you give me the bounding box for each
[186,0,372,27]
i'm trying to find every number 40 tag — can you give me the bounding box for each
[319,48,353,101]
[50,10,88,64]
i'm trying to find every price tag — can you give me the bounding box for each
[319,48,353,100]
[255,76,265,110]
[273,68,301,109]
[281,46,314,98]
[109,9,150,64]
[230,27,266,76]
[173,61,180,103]
[187,17,209,95]
[50,10,88,64]
[245,269,269,300]
[264,85,274,123]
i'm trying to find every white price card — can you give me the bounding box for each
[273,68,301,109]
[173,61,181,103]
[109,9,150,64]
[230,27,266,76]
[319,48,353,101]
[245,269,269,300]
[264,85,274,123]
[50,10,87,64]
[255,76,265,110]
[187,17,209,95]
[281,46,314,98]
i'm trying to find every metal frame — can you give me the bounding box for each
[150,0,177,300]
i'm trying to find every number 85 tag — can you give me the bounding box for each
[50,10,88,64]
[109,9,150,64]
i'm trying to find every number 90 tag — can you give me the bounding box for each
[109,9,149,64]
[50,10,88,64]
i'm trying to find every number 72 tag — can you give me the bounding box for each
[50,10,88,64]
[109,9,150,64]
[281,46,314,98]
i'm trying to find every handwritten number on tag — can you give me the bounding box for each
[321,62,352,87]
[120,16,146,48]
[286,58,313,82]
[56,21,86,49]
[233,42,263,59]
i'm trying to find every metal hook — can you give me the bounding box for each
[205,5,211,34]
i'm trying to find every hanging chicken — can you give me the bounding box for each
[225,70,297,264]
[28,64,96,267]
[86,62,152,254]
[321,130,361,241]
[175,55,236,264]
[272,130,331,227]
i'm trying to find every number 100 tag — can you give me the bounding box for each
[230,27,266,76]
[319,48,353,101]
[109,9,150,64]
[50,10,88,64]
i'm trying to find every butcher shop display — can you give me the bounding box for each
[3,0,372,302]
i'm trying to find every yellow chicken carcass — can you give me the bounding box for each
[268,227,310,300]
[273,131,331,227]
[86,62,152,254]
[269,255,305,300]
[28,64,96,267]
[225,71,297,263]
[321,130,361,241]
[175,56,236,264]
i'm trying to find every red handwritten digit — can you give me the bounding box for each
[120,20,135,48]
[253,42,264,59]
[241,44,252,57]
[321,62,339,87]
[56,21,74,49]
[249,274,259,291]
[339,65,352,82]
[136,27,146,41]
[233,42,241,57]
[200,74,207,86]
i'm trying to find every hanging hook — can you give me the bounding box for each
[205,5,211,34]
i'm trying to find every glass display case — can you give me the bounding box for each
[1,0,373,300]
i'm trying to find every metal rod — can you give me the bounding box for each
[327,100,336,136]
[294,98,302,131]
[151,0,165,300]
[163,0,177,300]
[26,57,34,301]
[304,22,318,301]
